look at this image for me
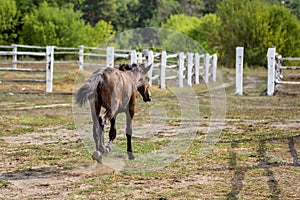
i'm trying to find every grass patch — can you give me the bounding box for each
[0,180,10,188]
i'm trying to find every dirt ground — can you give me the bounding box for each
[0,69,300,199]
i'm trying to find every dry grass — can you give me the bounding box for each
[0,68,300,199]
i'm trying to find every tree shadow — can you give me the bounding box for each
[258,140,280,200]
[288,137,300,166]
[226,141,246,200]
[225,135,299,200]
[0,166,69,181]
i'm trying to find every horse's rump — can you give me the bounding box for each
[75,69,103,107]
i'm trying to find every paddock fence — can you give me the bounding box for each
[0,44,217,93]
[267,47,300,96]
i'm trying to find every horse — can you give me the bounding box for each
[74,63,152,163]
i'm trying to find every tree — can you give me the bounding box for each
[283,0,300,19]
[82,0,118,27]
[162,14,220,53]
[84,20,115,47]
[215,0,300,67]
[20,2,86,47]
[189,14,221,53]
[162,14,201,35]
[0,0,18,44]
[268,4,300,57]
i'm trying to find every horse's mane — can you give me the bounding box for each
[119,64,134,71]
[119,63,148,73]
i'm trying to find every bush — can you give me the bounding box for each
[0,0,18,44]
[20,2,86,47]
[216,0,300,67]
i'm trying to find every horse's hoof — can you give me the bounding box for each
[99,146,107,155]
[106,145,112,152]
[127,152,135,160]
[92,151,102,163]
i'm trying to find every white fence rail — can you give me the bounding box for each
[0,44,218,93]
[267,47,300,96]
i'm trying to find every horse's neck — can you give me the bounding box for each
[126,71,142,88]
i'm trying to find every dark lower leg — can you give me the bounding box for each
[126,134,135,160]
[106,118,116,152]
[109,118,117,142]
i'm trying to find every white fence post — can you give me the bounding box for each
[267,48,276,96]
[79,45,84,70]
[275,54,282,81]
[137,52,143,64]
[177,52,185,88]
[212,54,218,82]
[235,47,244,95]
[46,46,54,93]
[106,47,114,67]
[12,44,17,69]
[194,53,200,84]
[130,49,137,64]
[204,53,210,83]
[160,51,167,89]
[146,50,154,86]
[186,52,194,87]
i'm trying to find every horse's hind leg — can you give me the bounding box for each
[106,117,117,152]
[90,98,103,163]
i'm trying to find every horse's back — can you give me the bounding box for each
[98,67,135,109]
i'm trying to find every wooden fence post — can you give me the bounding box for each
[204,53,210,83]
[194,53,200,84]
[212,54,218,82]
[235,47,244,95]
[177,52,185,88]
[146,50,154,86]
[186,52,194,87]
[12,44,17,69]
[46,46,54,93]
[160,51,167,89]
[267,48,276,96]
[130,49,137,64]
[106,47,114,67]
[78,45,84,70]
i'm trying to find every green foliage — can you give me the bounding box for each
[216,0,300,67]
[19,2,86,47]
[156,0,181,25]
[162,14,201,34]
[162,14,220,53]
[1,0,300,68]
[268,4,300,58]
[84,20,115,47]
[82,0,118,27]
[0,0,18,44]
[189,14,221,53]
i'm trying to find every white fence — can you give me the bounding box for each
[235,47,244,95]
[0,44,217,93]
[267,47,300,96]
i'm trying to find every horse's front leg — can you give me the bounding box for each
[126,101,136,160]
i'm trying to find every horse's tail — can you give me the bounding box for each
[74,70,103,107]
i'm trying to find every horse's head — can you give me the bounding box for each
[120,63,152,102]
[135,63,152,102]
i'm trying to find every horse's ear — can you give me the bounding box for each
[119,64,126,71]
[145,64,152,73]
[125,64,132,70]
